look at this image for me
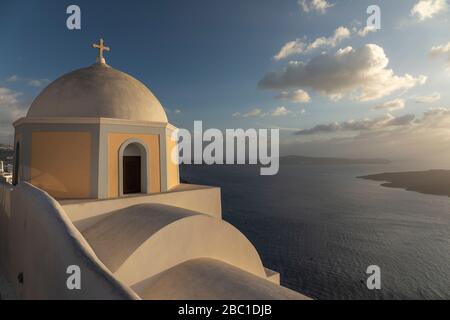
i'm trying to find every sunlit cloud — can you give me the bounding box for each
[28,79,48,87]
[233,106,295,118]
[373,98,406,111]
[270,106,291,117]
[4,75,49,87]
[429,42,450,69]
[165,107,182,115]
[274,24,379,61]
[261,44,427,101]
[411,0,448,21]
[357,25,377,37]
[414,92,441,104]
[295,113,416,135]
[275,89,311,103]
[274,27,350,60]
[283,109,450,164]
[233,108,263,118]
[0,87,28,143]
[299,0,334,14]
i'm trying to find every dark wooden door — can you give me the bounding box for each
[123,156,141,194]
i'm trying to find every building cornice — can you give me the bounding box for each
[13,117,177,130]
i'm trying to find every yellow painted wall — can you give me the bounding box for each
[30,132,91,199]
[108,133,160,198]
[166,134,180,190]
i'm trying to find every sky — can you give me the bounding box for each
[0,0,449,165]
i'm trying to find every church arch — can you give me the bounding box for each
[118,139,149,196]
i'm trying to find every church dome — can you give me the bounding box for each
[26,63,168,123]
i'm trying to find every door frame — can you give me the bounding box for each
[118,138,149,196]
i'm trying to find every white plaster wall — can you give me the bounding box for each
[61,184,222,232]
[0,182,14,279]
[0,181,138,300]
[133,258,309,300]
[114,214,268,286]
[79,203,267,287]
[0,181,309,300]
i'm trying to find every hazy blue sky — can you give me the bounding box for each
[1,0,449,163]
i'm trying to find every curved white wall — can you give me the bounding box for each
[0,181,138,299]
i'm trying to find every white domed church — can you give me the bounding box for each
[13,39,178,199]
[0,40,308,300]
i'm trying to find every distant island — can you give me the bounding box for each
[359,170,450,197]
[280,155,390,166]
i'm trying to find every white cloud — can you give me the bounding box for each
[411,0,448,21]
[233,108,264,118]
[0,88,26,122]
[275,89,311,103]
[373,98,406,111]
[0,87,27,143]
[306,27,350,52]
[233,106,295,118]
[429,42,450,68]
[274,24,378,61]
[4,75,49,87]
[260,44,427,101]
[6,75,19,83]
[0,88,20,106]
[357,26,377,37]
[274,27,350,60]
[244,108,263,117]
[274,40,306,62]
[271,106,291,117]
[28,79,48,87]
[283,108,450,165]
[299,0,334,14]
[293,108,450,140]
[165,107,182,114]
[295,113,416,135]
[414,92,441,103]
[417,108,450,131]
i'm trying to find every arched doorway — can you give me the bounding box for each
[119,140,149,196]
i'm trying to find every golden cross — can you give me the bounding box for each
[92,38,110,64]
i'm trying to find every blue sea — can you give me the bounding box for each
[180,163,450,300]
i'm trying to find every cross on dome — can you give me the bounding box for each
[92,38,110,64]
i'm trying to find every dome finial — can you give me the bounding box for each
[92,38,110,64]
